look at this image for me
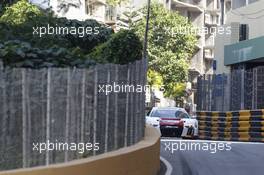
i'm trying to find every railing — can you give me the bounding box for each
[205,13,218,26]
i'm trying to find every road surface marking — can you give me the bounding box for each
[160,156,173,175]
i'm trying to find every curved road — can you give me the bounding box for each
[160,138,264,175]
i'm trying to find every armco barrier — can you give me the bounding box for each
[0,126,160,175]
[197,110,264,142]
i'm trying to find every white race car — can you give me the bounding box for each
[146,107,198,138]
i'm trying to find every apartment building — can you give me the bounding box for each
[165,0,230,76]
[161,0,231,109]
[30,0,117,24]
[31,0,145,31]
[214,0,263,74]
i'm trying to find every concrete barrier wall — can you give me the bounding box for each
[197,110,264,142]
[0,126,160,175]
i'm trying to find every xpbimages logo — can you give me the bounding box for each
[98,82,165,95]
[33,140,100,154]
[32,24,100,37]
[163,141,232,154]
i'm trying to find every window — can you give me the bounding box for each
[232,0,259,9]
[217,0,220,9]
[232,0,246,10]
[105,6,116,21]
[248,0,259,4]
[86,0,92,15]
[213,60,217,71]
[146,110,151,116]
[86,4,89,14]
[175,111,190,119]
[151,110,176,118]
[150,109,190,119]
[216,15,219,24]
[239,24,249,41]
[187,11,192,22]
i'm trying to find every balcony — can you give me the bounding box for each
[86,0,107,22]
[205,7,220,16]
[206,0,221,13]
[204,36,215,49]
[89,0,107,5]
[189,52,203,75]
[204,13,218,26]
[171,0,203,12]
[178,0,200,3]
[204,49,214,60]
[105,6,117,25]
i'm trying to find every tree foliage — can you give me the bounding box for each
[0,0,19,14]
[0,0,113,51]
[147,69,163,87]
[133,2,197,98]
[0,0,43,25]
[0,40,95,68]
[0,0,142,68]
[116,5,142,30]
[106,0,128,6]
[89,30,142,64]
[165,82,186,99]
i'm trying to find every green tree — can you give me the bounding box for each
[0,0,112,68]
[0,0,113,50]
[88,30,142,64]
[116,5,142,30]
[0,0,43,25]
[0,0,18,14]
[134,2,197,98]
[147,69,163,88]
[106,0,128,6]
[0,0,18,7]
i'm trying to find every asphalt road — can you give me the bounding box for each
[160,138,264,175]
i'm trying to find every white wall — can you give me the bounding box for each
[153,89,176,107]
[214,25,230,74]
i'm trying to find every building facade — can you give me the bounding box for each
[30,0,118,24]
[214,0,263,74]
[161,0,231,111]
[211,0,264,110]
[30,0,144,31]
